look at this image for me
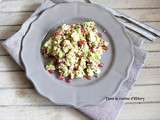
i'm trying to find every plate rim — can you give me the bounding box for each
[21,2,134,107]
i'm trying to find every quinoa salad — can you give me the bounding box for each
[41,21,109,83]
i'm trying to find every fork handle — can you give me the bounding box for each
[116,14,160,37]
[87,0,160,38]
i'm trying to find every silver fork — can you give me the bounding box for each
[86,0,160,41]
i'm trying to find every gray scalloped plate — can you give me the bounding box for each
[21,2,134,107]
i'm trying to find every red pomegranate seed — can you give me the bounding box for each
[85,76,91,80]
[78,40,85,47]
[81,28,87,35]
[98,63,104,67]
[54,31,62,36]
[48,70,54,74]
[86,60,91,64]
[81,28,84,33]
[90,47,94,53]
[59,76,65,80]
[97,32,102,37]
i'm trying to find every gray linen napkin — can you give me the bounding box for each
[1,0,147,120]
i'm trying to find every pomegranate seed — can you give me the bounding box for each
[81,28,87,35]
[86,60,91,64]
[97,32,102,37]
[90,47,94,52]
[85,76,91,80]
[54,31,63,36]
[98,63,104,67]
[48,70,54,74]
[59,76,65,80]
[78,40,85,47]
